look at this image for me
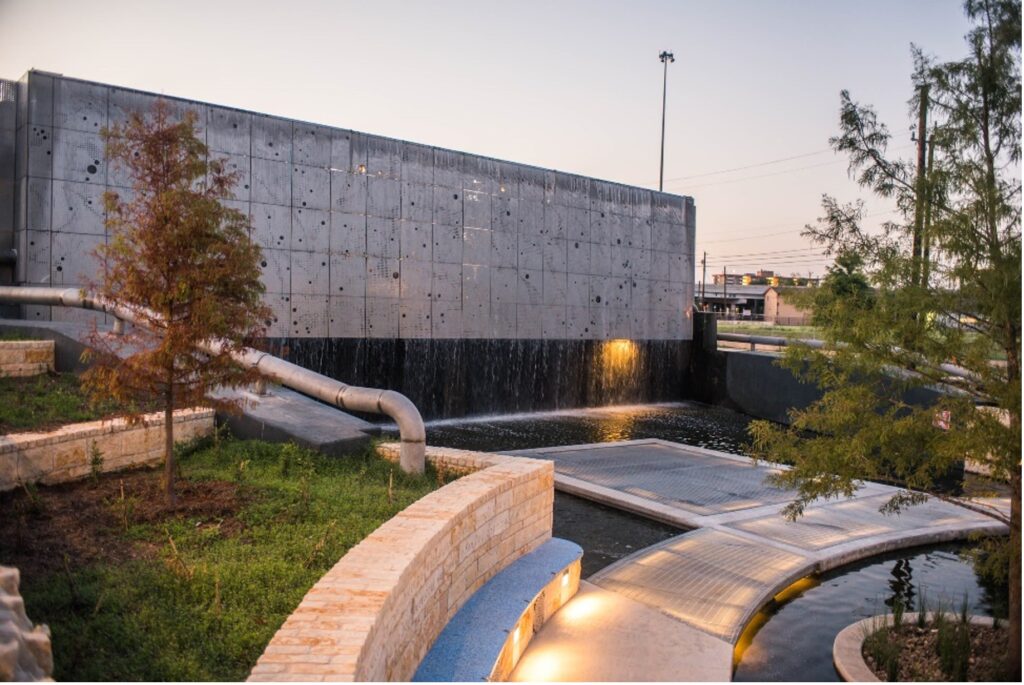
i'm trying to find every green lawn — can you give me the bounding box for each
[717,322,822,339]
[0,372,157,433]
[3,438,440,681]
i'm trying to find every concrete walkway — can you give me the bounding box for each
[509,439,1009,680]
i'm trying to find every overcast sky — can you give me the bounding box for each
[0,0,972,279]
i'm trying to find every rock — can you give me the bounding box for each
[0,566,53,681]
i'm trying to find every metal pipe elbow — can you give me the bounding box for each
[378,390,426,475]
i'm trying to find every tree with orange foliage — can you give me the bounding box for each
[84,100,270,505]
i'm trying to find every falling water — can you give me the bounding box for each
[267,337,692,420]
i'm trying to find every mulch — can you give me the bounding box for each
[0,467,242,578]
[864,623,1012,681]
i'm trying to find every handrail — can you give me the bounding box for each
[0,286,426,473]
[716,331,979,383]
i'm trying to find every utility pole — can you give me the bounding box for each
[658,50,675,192]
[700,251,707,310]
[912,83,929,287]
[922,135,936,286]
[723,266,728,317]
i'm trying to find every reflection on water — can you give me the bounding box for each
[733,544,1006,682]
[383,401,755,454]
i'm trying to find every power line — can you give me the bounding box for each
[664,141,916,192]
[651,131,913,187]
[696,208,899,245]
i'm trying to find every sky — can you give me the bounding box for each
[0,0,972,280]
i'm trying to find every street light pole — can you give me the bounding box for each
[658,50,675,192]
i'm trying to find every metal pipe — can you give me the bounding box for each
[0,285,426,473]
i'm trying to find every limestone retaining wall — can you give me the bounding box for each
[248,445,554,682]
[0,340,54,378]
[0,408,215,491]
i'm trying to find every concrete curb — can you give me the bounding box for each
[833,613,997,682]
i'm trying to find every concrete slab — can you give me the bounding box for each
[510,581,733,682]
[214,385,379,457]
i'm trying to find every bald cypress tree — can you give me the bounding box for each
[750,1,1020,675]
[84,100,270,505]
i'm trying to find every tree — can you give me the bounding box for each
[749,0,1021,676]
[83,100,270,505]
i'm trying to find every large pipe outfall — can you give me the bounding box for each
[0,286,427,474]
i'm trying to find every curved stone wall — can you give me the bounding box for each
[248,445,553,682]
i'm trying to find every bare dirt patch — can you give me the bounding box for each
[0,467,243,577]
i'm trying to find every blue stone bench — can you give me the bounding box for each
[413,537,583,682]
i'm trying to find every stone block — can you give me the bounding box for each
[293,123,332,167]
[207,106,251,155]
[52,127,105,185]
[432,262,462,302]
[330,170,367,215]
[432,224,462,264]
[367,176,401,219]
[431,300,462,339]
[399,299,431,339]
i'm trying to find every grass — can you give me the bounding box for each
[9,437,441,681]
[716,322,822,339]
[0,372,154,433]
[0,330,34,341]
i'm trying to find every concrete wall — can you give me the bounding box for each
[8,70,695,342]
[249,444,554,682]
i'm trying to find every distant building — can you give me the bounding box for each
[764,286,813,325]
[712,271,820,287]
[695,284,770,319]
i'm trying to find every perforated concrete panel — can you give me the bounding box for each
[292,124,332,167]
[52,128,104,185]
[14,72,695,340]
[51,180,104,235]
[328,295,365,337]
[251,115,291,161]
[366,257,400,299]
[259,248,291,294]
[290,251,330,296]
[401,182,432,222]
[331,171,367,215]
[207,106,251,155]
[330,212,366,256]
[367,176,400,219]
[399,298,431,339]
[251,203,291,250]
[53,79,107,133]
[51,232,102,285]
[292,207,329,253]
[329,254,366,298]
[251,157,291,206]
[292,164,329,210]
[366,296,399,338]
[399,221,431,262]
[367,217,400,259]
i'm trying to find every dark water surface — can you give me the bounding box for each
[733,544,1007,682]
[385,401,754,454]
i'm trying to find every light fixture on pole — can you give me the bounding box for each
[658,50,675,192]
